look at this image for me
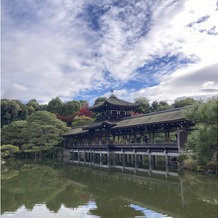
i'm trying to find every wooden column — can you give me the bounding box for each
[122,150,126,168]
[177,128,181,153]
[149,153,152,171]
[134,151,137,169]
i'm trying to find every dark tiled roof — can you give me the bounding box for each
[89,94,138,111]
[113,108,185,129]
[63,127,88,136]
[63,108,188,136]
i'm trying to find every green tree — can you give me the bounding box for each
[1,99,28,127]
[1,120,27,146]
[94,97,107,105]
[47,97,63,114]
[72,116,94,127]
[173,97,196,108]
[151,100,172,111]
[26,99,41,115]
[21,111,70,155]
[61,100,81,116]
[1,144,19,157]
[134,97,150,114]
[186,98,218,165]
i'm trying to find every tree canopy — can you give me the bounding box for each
[186,97,217,165]
[26,99,42,115]
[173,97,196,108]
[150,100,172,112]
[47,97,63,114]
[94,97,107,105]
[134,97,150,114]
[72,116,94,127]
[1,111,70,156]
[1,120,27,146]
[1,99,28,127]
[22,111,70,153]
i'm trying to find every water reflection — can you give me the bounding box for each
[1,159,218,218]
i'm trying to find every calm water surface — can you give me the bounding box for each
[1,159,218,218]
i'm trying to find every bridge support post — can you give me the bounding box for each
[100,152,102,166]
[149,153,152,171]
[134,151,138,170]
[165,154,169,173]
[152,156,156,168]
[78,151,80,163]
[107,151,110,167]
[93,151,95,165]
[177,128,181,153]
[122,151,126,169]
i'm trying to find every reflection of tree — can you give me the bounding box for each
[1,160,218,218]
[1,161,88,214]
[180,171,218,206]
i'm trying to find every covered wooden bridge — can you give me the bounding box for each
[63,95,194,174]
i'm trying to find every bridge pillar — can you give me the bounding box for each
[149,153,152,171]
[134,151,138,170]
[92,151,95,165]
[152,156,156,167]
[165,154,169,173]
[78,151,80,162]
[100,152,102,166]
[123,151,126,168]
[107,151,110,167]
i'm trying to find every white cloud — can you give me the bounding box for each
[130,63,218,103]
[1,0,218,103]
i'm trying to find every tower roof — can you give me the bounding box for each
[89,94,138,111]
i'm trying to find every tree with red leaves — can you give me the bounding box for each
[78,103,93,118]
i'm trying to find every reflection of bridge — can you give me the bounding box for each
[63,164,186,218]
[63,164,217,218]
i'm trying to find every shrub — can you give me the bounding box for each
[207,161,218,171]
[177,154,189,163]
[1,144,19,157]
[183,158,197,170]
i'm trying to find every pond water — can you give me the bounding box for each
[1,159,218,218]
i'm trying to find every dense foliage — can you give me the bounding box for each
[1,97,89,127]
[186,98,218,166]
[134,97,196,113]
[1,144,19,157]
[1,111,70,157]
[72,116,94,127]
[1,99,28,127]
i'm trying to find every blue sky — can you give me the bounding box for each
[2,0,218,104]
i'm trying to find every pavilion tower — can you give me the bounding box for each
[89,94,138,121]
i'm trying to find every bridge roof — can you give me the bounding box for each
[63,127,88,136]
[63,108,189,137]
[113,108,185,129]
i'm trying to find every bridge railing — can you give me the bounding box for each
[66,142,178,150]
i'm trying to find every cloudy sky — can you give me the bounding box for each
[2,0,218,104]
